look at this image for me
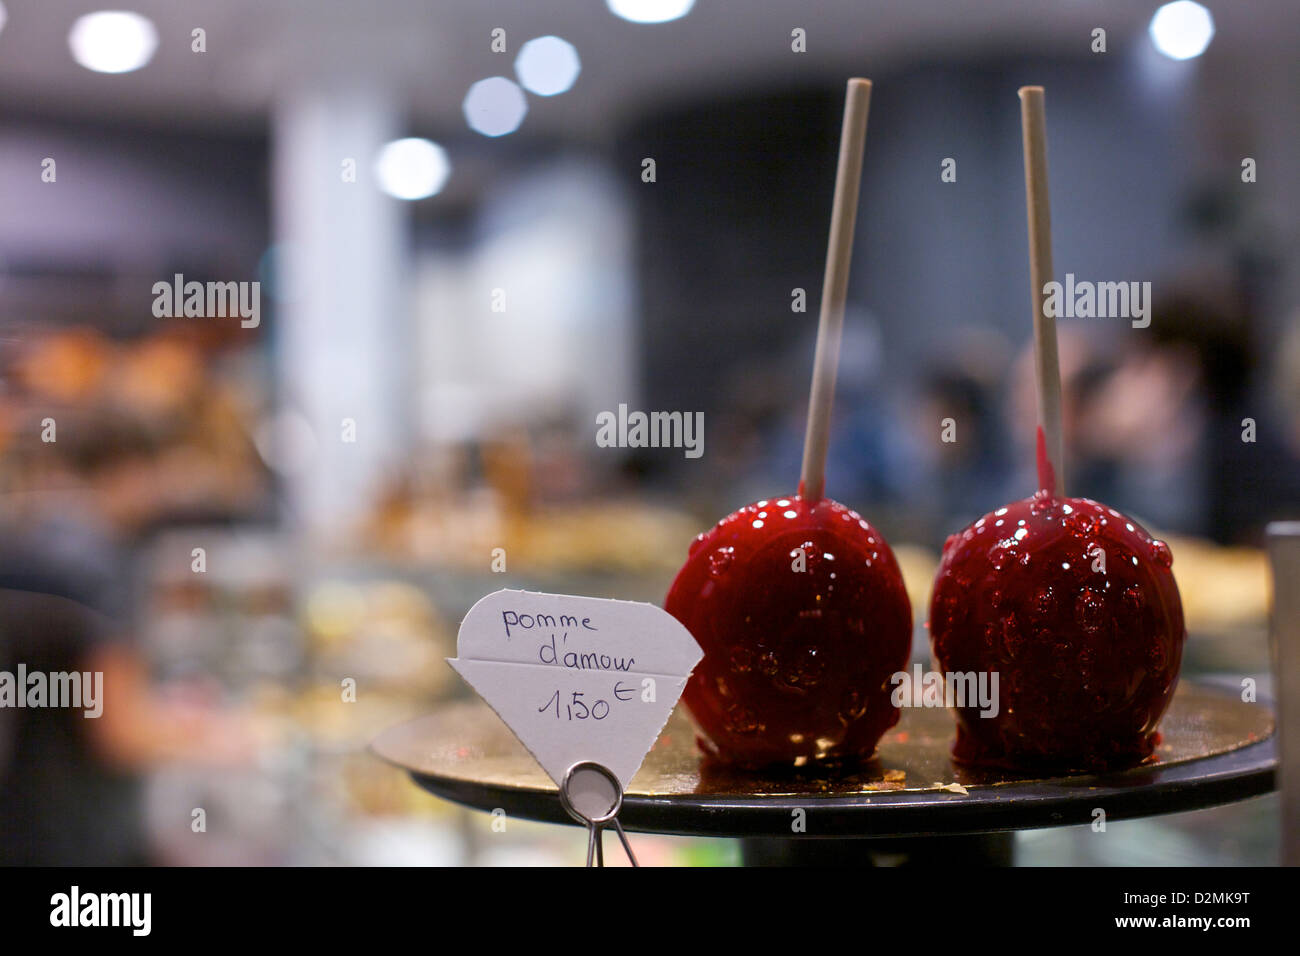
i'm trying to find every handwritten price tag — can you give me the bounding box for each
[448,589,703,790]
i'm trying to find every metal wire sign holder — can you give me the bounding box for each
[559,761,639,867]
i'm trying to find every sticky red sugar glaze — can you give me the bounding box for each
[928,489,1186,773]
[665,494,912,769]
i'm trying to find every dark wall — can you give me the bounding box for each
[620,56,1191,416]
[620,87,841,418]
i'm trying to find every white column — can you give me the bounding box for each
[270,83,408,544]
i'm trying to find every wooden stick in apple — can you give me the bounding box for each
[1019,85,1066,496]
[799,77,872,504]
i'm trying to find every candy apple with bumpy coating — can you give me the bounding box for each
[928,435,1185,773]
[666,492,912,769]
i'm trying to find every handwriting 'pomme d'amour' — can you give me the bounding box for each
[665,494,912,769]
[928,442,1186,773]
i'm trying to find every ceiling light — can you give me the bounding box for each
[607,0,695,24]
[68,10,159,74]
[463,77,528,137]
[515,36,581,97]
[1149,1,1215,61]
[374,138,451,200]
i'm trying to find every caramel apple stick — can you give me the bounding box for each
[1019,85,1066,495]
[799,77,872,503]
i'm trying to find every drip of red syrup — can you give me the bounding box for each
[1035,424,1056,497]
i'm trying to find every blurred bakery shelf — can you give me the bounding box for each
[128,504,1275,866]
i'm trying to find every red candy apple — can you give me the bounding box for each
[666,493,912,769]
[928,435,1185,772]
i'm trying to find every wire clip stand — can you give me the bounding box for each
[559,761,639,867]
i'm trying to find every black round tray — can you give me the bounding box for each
[373,681,1275,840]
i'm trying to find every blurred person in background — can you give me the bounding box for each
[1275,312,1300,471]
[904,364,1013,540]
[758,316,914,514]
[1004,289,1296,544]
[0,331,264,865]
[1074,292,1290,544]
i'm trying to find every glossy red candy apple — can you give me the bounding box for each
[665,492,912,769]
[928,435,1185,773]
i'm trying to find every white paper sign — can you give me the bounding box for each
[448,589,703,790]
